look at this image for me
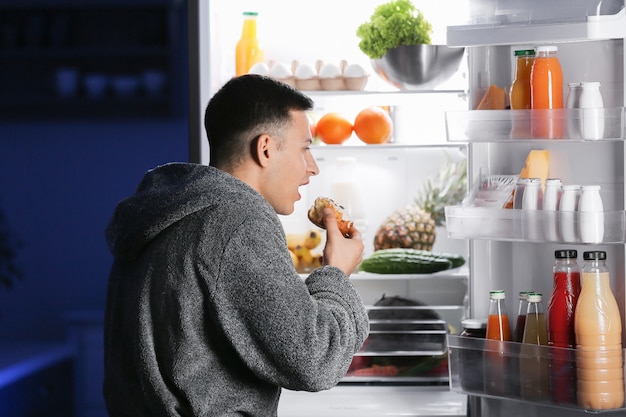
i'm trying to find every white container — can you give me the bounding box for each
[566,82,582,139]
[566,82,582,109]
[521,178,543,240]
[513,178,529,210]
[559,184,581,243]
[579,81,604,140]
[578,185,604,243]
[543,178,562,241]
[522,178,543,210]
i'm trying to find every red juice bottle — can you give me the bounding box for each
[513,291,530,343]
[547,249,580,405]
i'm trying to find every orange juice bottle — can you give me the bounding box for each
[235,12,263,76]
[575,251,624,410]
[510,49,535,110]
[530,45,564,138]
[485,290,512,396]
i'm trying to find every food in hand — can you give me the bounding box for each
[308,197,354,236]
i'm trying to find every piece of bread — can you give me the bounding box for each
[307,197,353,237]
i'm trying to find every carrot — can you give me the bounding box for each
[349,365,399,377]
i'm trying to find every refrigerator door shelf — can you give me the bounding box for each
[447,0,625,46]
[448,335,626,413]
[278,385,467,417]
[444,206,625,244]
[445,108,624,142]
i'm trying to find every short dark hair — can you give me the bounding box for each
[204,74,314,168]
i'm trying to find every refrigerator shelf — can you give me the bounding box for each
[447,0,625,46]
[448,335,626,413]
[445,108,625,142]
[306,89,466,110]
[350,266,469,280]
[444,205,626,244]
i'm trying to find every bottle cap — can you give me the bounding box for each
[536,45,558,53]
[555,249,577,259]
[583,250,606,261]
[490,290,506,300]
[581,185,601,191]
[461,318,488,329]
[527,293,543,302]
[545,178,562,185]
[518,291,529,300]
[243,11,259,17]
[514,49,535,57]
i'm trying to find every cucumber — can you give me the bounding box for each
[359,248,457,274]
[432,251,466,269]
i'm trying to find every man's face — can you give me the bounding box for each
[265,110,319,215]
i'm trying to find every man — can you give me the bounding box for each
[103,74,369,416]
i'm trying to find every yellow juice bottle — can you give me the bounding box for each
[235,11,263,76]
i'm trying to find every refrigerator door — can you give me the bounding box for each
[278,385,466,417]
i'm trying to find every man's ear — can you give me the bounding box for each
[252,133,272,167]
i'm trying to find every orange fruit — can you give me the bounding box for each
[315,112,353,145]
[353,106,393,144]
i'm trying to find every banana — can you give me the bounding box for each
[303,229,322,250]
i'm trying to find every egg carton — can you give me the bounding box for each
[248,60,369,91]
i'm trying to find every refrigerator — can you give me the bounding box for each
[442,0,626,416]
[188,0,626,416]
[188,1,471,416]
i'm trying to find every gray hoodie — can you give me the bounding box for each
[103,162,369,417]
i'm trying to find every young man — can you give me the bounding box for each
[103,74,369,416]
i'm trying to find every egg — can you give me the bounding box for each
[294,63,317,80]
[343,63,367,78]
[319,63,341,79]
[269,62,293,79]
[248,62,270,76]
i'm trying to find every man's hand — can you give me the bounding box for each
[322,208,363,276]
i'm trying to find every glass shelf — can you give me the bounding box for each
[307,89,466,110]
[448,335,626,413]
[447,0,625,46]
[349,266,469,280]
[444,206,626,244]
[445,108,625,142]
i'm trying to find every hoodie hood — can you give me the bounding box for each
[105,163,264,260]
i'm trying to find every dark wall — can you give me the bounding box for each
[0,0,190,341]
[0,120,188,340]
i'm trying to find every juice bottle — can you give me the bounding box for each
[510,49,535,110]
[520,293,549,400]
[548,249,580,405]
[530,45,564,138]
[459,319,487,392]
[235,12,263,76]
[485,290,512,396]
[513,291,529,343]
[575,251,624,410]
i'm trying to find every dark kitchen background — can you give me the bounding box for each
[0,0,189,415]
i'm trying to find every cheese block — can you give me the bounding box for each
[476,84,506,110]
[519,149,550,189]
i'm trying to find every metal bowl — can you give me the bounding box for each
[371,44,465,90]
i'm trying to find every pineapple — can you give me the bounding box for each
[373,157,467,251]
[415,157,467,227]
[374,205,436,251]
